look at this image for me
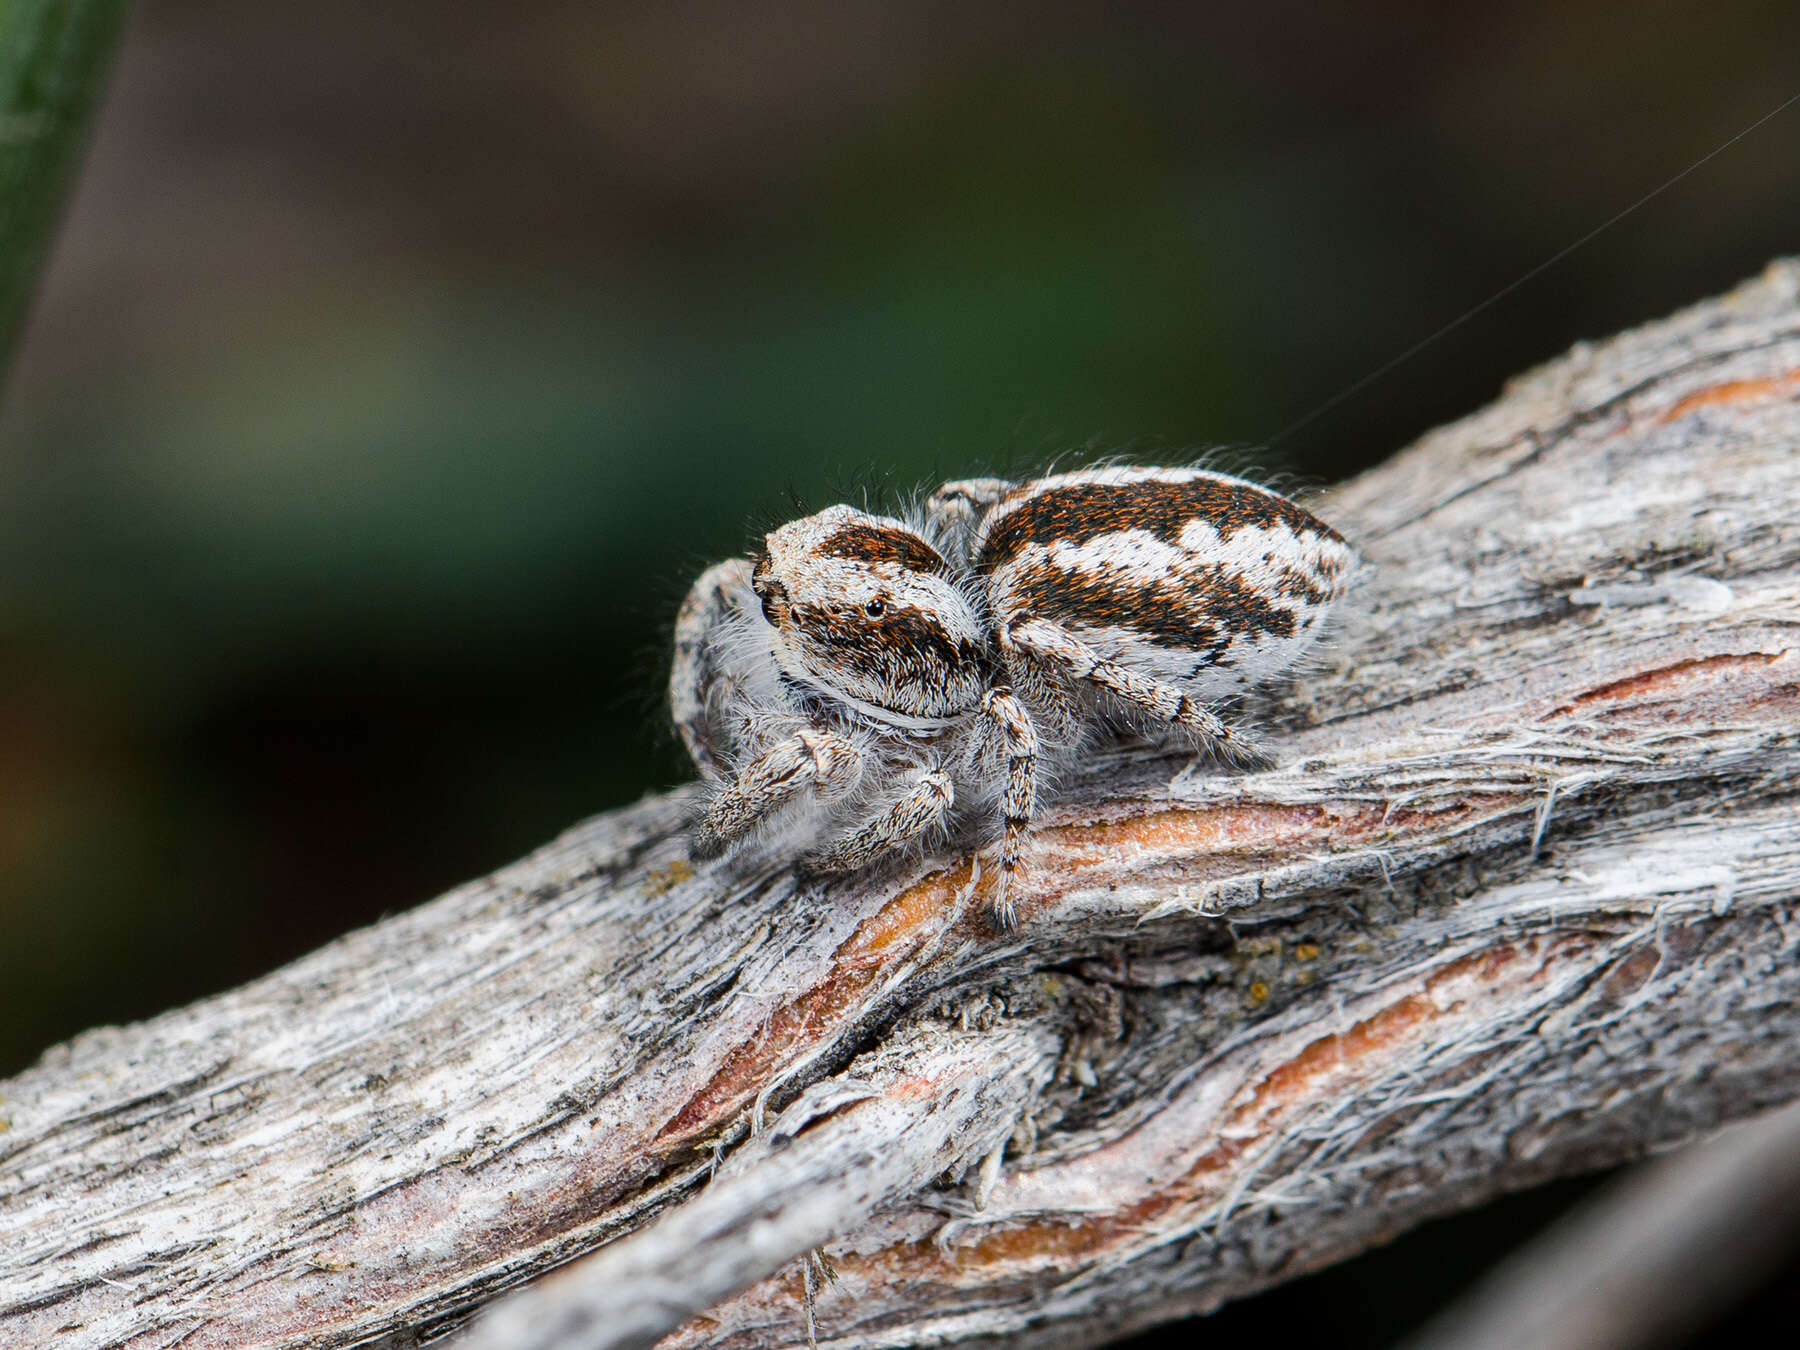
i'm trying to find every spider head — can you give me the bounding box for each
[754,505,987,720]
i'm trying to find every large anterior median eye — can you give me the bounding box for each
[864,598,885,617]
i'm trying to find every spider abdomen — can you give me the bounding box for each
[977,467,1354,700]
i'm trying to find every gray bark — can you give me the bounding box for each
[3,261,1799,1350]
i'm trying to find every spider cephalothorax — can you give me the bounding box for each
[671,466,1355,930]
[751,505,991,721]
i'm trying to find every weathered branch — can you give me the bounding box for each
[3,261,1798,1350]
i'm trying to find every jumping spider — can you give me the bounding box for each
[670,465,1354,930]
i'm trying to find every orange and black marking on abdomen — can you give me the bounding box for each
[977,475,1342,570]
[1007,558,1299,657]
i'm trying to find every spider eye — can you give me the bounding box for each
[863,598,885,618]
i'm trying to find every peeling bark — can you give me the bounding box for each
[3,262,1799,1350]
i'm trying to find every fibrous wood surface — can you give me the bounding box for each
[3,263,1799,1350]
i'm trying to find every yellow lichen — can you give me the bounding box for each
[643,858,696,896]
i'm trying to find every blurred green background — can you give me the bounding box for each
[2,2,1797,1345]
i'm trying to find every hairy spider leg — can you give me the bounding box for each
[979,686,1039,933]
[802,768,955,876]
[694,727,866,858]
[923,477,1018,569]
[1004,617,1270,766]
[670,557,757,782]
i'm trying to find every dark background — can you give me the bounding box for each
[2,2,1797,1345]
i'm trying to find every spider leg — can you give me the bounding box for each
[922,477,1017,569]
[801,768,954,876]
[1004,617,1270,766]
[694,727,865,859]
[1005,652,1083,748]
[978,687,1039,933]
[670,557,756,782]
